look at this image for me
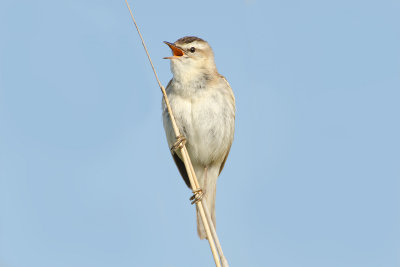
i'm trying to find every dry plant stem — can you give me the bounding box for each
[180,147,221,267]
[125,1,226,267]
[187,157,229,267]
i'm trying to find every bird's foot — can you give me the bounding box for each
[170,135,187,153]
[190,189,204,205]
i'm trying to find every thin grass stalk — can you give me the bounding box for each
[180,147,221,266]
[187,162,229,266]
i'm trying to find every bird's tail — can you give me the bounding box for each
[196,167,218,240]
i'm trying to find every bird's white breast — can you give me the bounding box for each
[163,78,235,167]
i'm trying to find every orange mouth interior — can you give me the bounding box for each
[166,42,184,57]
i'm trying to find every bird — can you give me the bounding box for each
[162,36,235,239]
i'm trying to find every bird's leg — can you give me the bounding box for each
[190,166,207,205]
[171,135,203,204]
[170,135,186,154]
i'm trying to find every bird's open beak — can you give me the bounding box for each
[163,41,184,59]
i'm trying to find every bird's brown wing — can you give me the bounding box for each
[172,152,192,189]
[219,145,232,175]
[218,75,236,175]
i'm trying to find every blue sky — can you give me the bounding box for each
[1,0,399,266]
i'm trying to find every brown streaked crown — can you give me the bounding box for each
[175,36,206,44]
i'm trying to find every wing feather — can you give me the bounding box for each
[218,75,235,175]
[172,152,192,189]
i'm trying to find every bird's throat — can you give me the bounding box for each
[171,72,212,96]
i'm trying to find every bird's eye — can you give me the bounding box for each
[189,47,196,53]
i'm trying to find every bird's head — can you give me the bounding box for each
[164,36,217,82]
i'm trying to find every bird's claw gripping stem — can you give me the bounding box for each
[170,135,187,153]
[190,189,204,205]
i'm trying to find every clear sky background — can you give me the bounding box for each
[1,0,399,266]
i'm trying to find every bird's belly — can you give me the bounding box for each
[191,105,230,165]
[169,93,233,166]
